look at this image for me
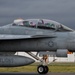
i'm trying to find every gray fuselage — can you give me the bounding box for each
[0,25,75,52]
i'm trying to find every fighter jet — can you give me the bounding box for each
[0,18,74,74]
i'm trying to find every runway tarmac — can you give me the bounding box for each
[0,72,75,75]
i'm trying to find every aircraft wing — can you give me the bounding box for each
[0,34,56,40]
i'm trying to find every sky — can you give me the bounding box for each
[0,0,75,29]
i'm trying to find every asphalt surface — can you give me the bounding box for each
[0,72,75,75]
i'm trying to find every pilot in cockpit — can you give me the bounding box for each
[55,24,63,31]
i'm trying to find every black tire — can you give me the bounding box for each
[44,66,49,74]
[37,65,45,74]
[37,65,49,74]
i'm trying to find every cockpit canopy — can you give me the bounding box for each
[13,19,73,32]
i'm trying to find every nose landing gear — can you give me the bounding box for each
[26,52,50,74]
[37,65,49,74]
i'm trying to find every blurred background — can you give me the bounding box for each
[0,0,75,29]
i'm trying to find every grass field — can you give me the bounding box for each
[0,62,75,72]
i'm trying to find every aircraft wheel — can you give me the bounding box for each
[37,65,49,74]
[44,66,49,74]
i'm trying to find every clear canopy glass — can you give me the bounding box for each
[13,19,73,31]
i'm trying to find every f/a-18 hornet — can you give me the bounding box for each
[0,18,74,74]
